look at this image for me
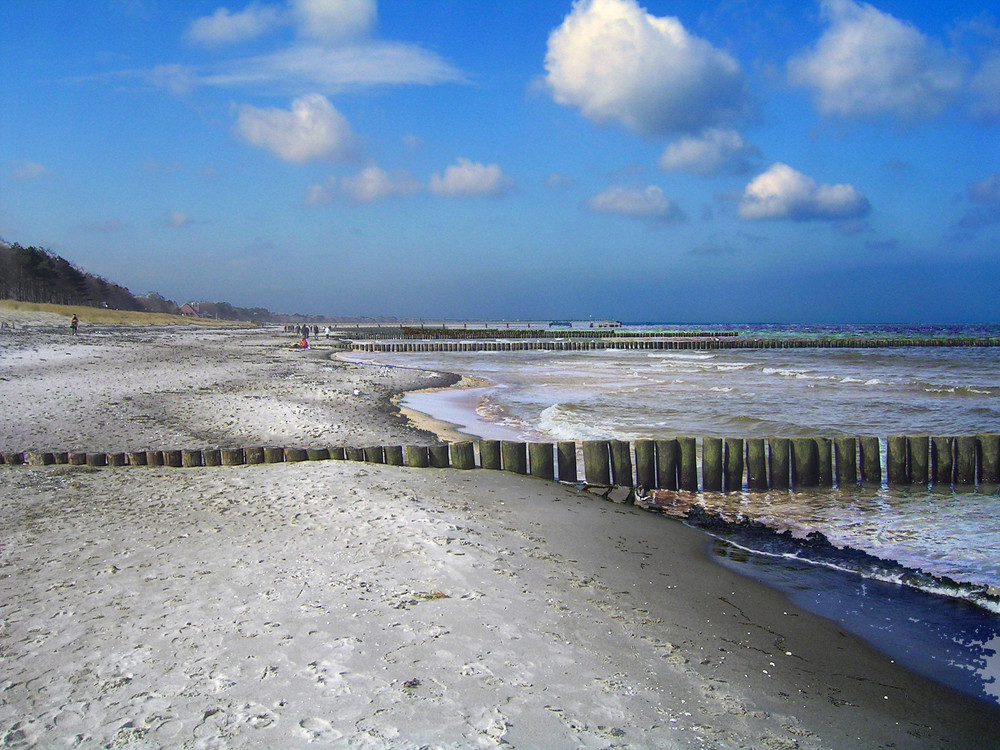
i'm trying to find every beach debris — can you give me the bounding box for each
[402,678,421,690]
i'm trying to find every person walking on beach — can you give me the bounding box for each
[70,314,79,335]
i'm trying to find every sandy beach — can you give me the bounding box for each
[2,321,999,749]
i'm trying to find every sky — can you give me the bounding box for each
[2,0,1000,323]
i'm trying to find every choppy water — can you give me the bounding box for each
[344,324,1000,703]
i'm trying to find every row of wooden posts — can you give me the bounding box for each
[5,434,999,490]
[349,337,1000,354]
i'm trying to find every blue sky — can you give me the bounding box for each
[2,0,999,323]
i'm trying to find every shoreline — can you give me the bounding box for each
[3,323,1000,747]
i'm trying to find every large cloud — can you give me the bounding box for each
[234,93,356,162]
[585,185,684,223]
[739,163,870,221]
[658,128,758,176]
[429,159,511,197]
[788,0,964,120]
[544,0,747,136]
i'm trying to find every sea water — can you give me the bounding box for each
[343,324,1000,703]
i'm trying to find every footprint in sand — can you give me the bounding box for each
[298,717,343,741]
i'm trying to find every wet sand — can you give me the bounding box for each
[2,323,999,748]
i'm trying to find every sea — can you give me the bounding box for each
[343,323,1000,705]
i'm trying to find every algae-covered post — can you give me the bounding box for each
[655,439,679,490]
[746,438,767,491]
[980,433,1000,484]
[451,441,476,470]
[428,444,451,469]
[908,436,929,486]
[833,436,857,487]
[528,442,555,480]
[479,440,501,470]
[610,439,633,487]
[678,437,698,491]
[815,437,832,487]
[791,438,818,488]
[634,439,655,490]
[723,438,744,493]
[768,437,790,490]
[557,441,578,483]
[931,437,954,485]
[887,435,908,485]
[582,440,611,486]
[404,445,429,468]
[955,436,978,485]
[702,437,723,492]
[859,436,881,485]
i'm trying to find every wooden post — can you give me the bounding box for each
[610,439,633,487]
[285,447,308,463]
[979,434,1000,484]
[307,448,330,461]
[528,443,555,480]
[723,438,744,493]
[790,438,818,488]
[859,436,881,485]
[345,447,365,462]
[886,435,908,485]
[221,448,245,466]
[145,450,163,467]
[815,438,832,487]
[480,440,502,470]
[203,449,222,466]
[557,441,577,483]
[126,451,148,467]
[245,447,265,465]
[582,440,611,485]
[27,451,55,466]
[955,436,977,485]
[163,450,183,468]
[53,452,69,464]
[833,437,857,487]
[451,442,476,470]
[768,438,790,490]
[634,440,655,489]
[702,437,723,492]
[908,436,929,485]
[384,446,404,466]
[106,452,126,467]
[677,437,698,491]
[655,439,679,490]
[746,438,767,491]
[363,446,385,464]
[931,437,954,485]
[69,452,88,466]
[87,452,108,467]
[428,444,451,468]
[182,449,203,467]
[263,446,285,463]
[501,441,527,475]
[404,445,429,468]
[328,447,346,461]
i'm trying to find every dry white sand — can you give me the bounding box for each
[2,323,998,749]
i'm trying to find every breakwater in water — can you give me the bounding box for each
[6,432,998,492]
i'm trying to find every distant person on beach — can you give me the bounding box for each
[324,326,331,339]
[292,336,309,349]
[70,314,79,335]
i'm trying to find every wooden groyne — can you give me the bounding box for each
[5,434,998,492]
[350,337,1000,353]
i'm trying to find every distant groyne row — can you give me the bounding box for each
[5,434,998,492]
[349,336,1000,353]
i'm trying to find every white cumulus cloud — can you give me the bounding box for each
[585,185,684,223]
[659,128,759,176]
[234,93,356,163]
[788,0,965,120]
[185,4,283,46]
[340,165,421,203]
[429,158,511,197]
[544,0,747,136]
[739,163,870,221]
